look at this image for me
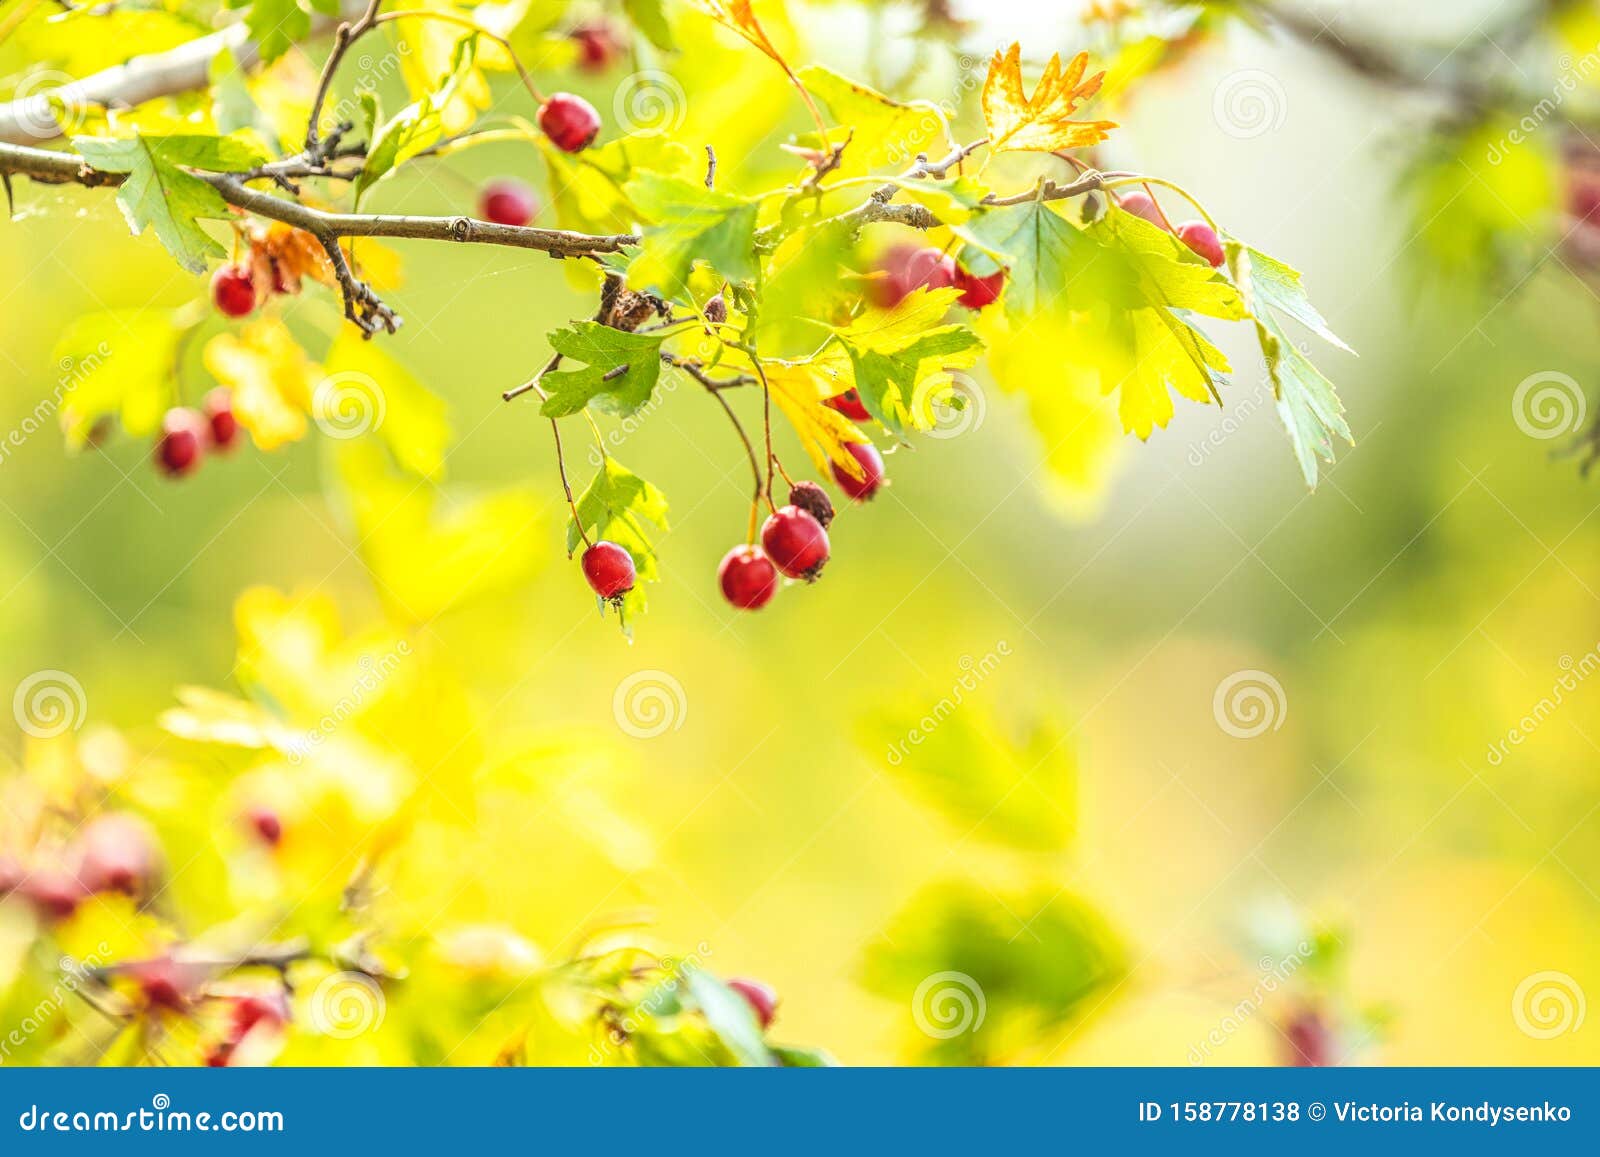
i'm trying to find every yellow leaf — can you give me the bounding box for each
[982,43,1117,154]
[757,352,869,478]
[202,319,319,450]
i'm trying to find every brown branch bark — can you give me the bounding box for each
[0,0,371,146]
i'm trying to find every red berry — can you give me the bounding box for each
[726,977,778,1030]
[760,506,830,581]
[869,244,957,307]
[824,388,871,421]
[571,23,621,72]
[129,956,193,1013]
[718,546,778,611]
[76,813,159,897]
[245,806,282,847]
[204,1046,233,1067]
[1118,190,1169,231]
[786,481,835,529]
[1280,1007,1335,1067]
[1176,221,1225,267]
[155,408,208,477]
[211,264,257,317]
[21,867,83,920]
[539,93,601,153]
[204,387,239,451]
[831,441,885,502]
[953,264,1006,309]
[228,989,290,1039]
[581,540,636,602]
[479,179,538,227]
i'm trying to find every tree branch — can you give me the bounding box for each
[0,0,371,146]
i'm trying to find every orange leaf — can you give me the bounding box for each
[689,0,786,66]
[982,43,1117,154]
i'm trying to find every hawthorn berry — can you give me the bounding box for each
[717,546,779,610]
[571,23,622,72]
[1118,190,1169,231]
[581,540,636,602]
[953,264,1006,309]
[245,805,282,847]
[21,867,83,920]
[1176,221,1225,268]
[824,388,871,421]
[832,440,885,502]
[539,93,601,153]
[870,244,957,307]
[787,480,834,529]
[704,296,728,325]
[211,264,257,317]
[128,955,195,1013]
[228,989,290,1038]
[1280,1006,1334,1067]
[727,977,778,1030]
[204,388,240,451]
[76,813,159,897]
[761,505,830,582]
[155,407,209,477]
[479,179,538,227]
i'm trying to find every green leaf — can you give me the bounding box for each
[355,40,478,203]
[623,0,677,51]
[323,331,453,480]
[541,324,667,418]
[53,310,186,445]
[567,457,670,619]
[624,172,759,293]
[862,697,1075,852]
[829,288,983,437]
[243,0,311,65]
[73,134,268,272]
[1231,242,1352,354]
[962,198,1091,318]
[862,880,1126,1064]
[770,1043,840,1067]
[1227,239,1355,488]
[684,969,774,1067]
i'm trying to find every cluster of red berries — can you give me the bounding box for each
[578,466,889,613]
[153,388,239,478]
[1118,191,1225,267]
[869,242,1006,310]
[0,812,160,921]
